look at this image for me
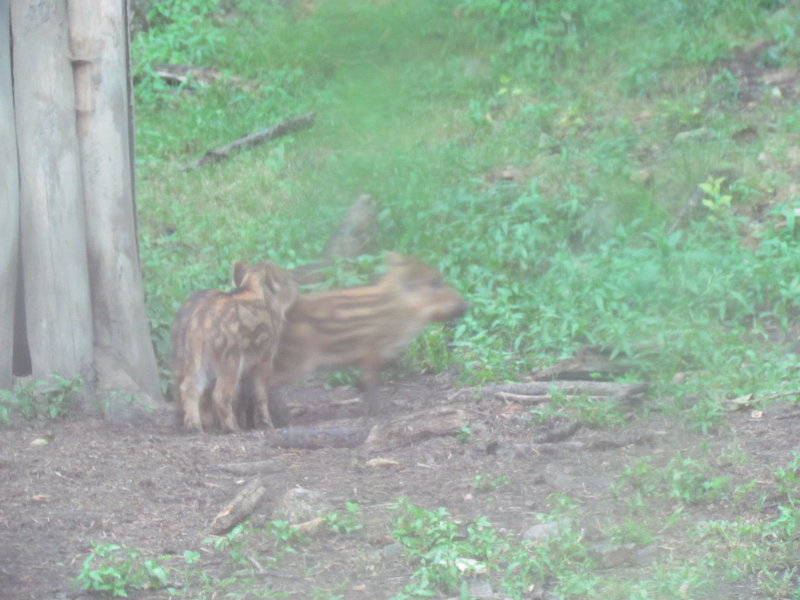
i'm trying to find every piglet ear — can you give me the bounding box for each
[231,260,248,287]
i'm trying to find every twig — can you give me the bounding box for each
[764,390,800,401]
[247,555,265,574]
[482,381,648,401]
[494,392,550,404]
[180,112,316,171]
[209,478,266,534]
[219,460,283,476]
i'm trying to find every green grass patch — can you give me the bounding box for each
[133,1,800,415]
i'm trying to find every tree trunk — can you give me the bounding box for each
[5,0,163,423]
[11,0,95,383]
[0,0,18,389]
[67,0,163,406]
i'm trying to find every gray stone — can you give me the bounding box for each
[588,542,638,568]
[272,487,332,524]
[523,519,570,543]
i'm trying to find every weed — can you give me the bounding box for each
[473,473,509,494]
[203,522,250,565]
[664,456,730,504]
[694,502,800,598]
[390,498,592,599]
[266,519,308,554]
[131,0,225,106]
[73,542,171,597]
[326,502,364,536]
[0,375,81,425]
[774,452,800,502]
[608,517,656,546]
[456,423,473,443]
[699,175,735,221]
[614,454,729,508]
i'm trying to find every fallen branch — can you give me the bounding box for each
[274,405,468,451]
[219,460,284,476]
[362,406,469,452]
[764,390,800,402]
[532,420,581,444]
[291,516,327,535]
[494,392,551,404]
[180,112,316,171]
[276,425,370,449]
[482,381,647,401]
[210,478,266,534]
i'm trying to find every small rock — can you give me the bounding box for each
[523,519,570,543]
[636,544,658,566]
[272,487,332,524]
[380,542,404,559]
[589,542,638,568]
[468,578,494,598]
[455,557,487,575]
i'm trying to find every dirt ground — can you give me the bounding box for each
[0,370,797,600]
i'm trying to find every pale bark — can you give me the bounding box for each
[67,0,163,404]
[11,0,94,382]
[210,478,267,535]
[0,0,18,388]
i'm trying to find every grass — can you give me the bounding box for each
[107,0,800,597]
[135,0,800,396]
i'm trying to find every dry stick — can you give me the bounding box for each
[209,478,267,535]
[274,406,469,451]
[218,460,284,476]
[764,390,800,401]
[180,112,316,172]
[362,406,469,452]
[482,381,648,400]
[494,392,553,404]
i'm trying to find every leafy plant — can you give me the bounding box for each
[614,454,730,508]
[699,176,734,221]
[73,542,171,597]
[390,498,592,599]
[326,502,364,536]
[131,0,225,105]
[266,519,308,554]
[0,375,82,425]
[773,452,800,502]
[664,456,730,504]
[473,473,509,494]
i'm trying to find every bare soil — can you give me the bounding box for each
[1,372,797,600]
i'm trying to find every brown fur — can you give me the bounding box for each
[170,260,298,432]
[269,253,468,414]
